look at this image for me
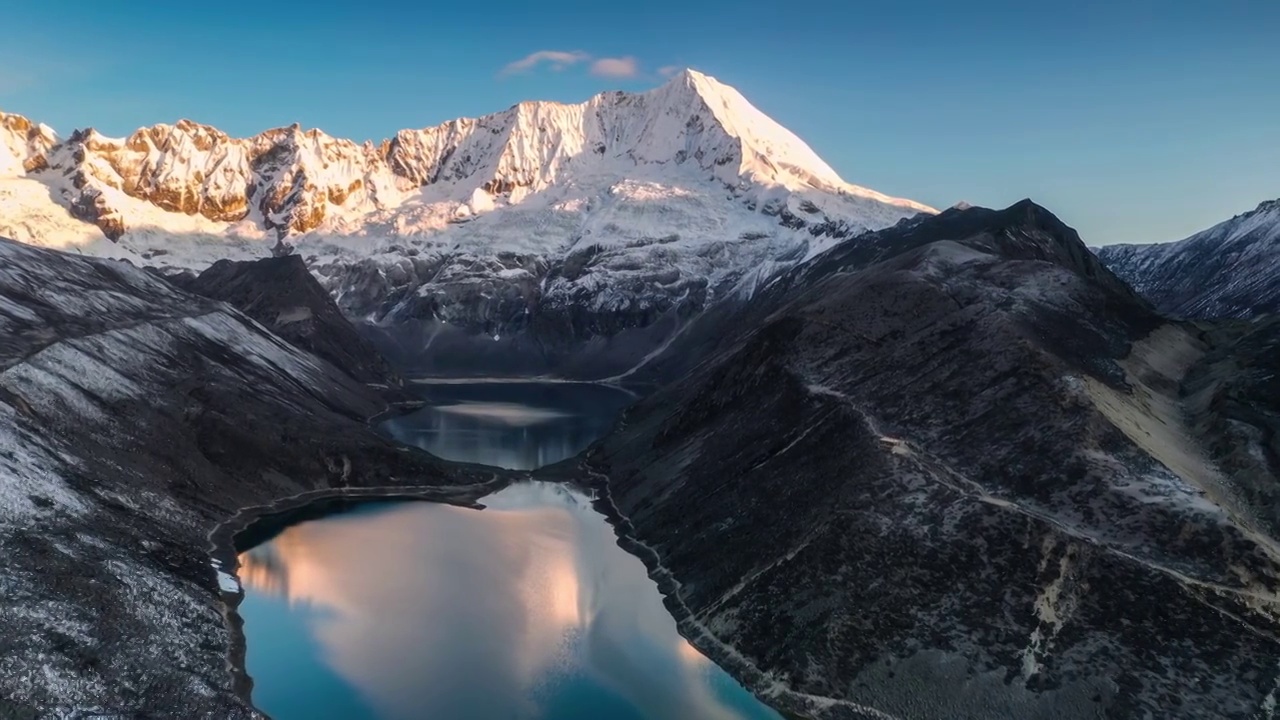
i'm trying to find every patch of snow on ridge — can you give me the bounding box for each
[211,560,240,594]
[0,400,90,523]
[0,177,122,256]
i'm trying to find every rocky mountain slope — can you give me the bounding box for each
[1096,198,1280,318]
[0,236,509,717]
[166,254,403,387]
[555,201,1280,719]
[5,184,1278,719]
[1183,314,1280,533]
[0,70,933,377]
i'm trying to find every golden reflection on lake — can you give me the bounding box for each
[235,483,779,720]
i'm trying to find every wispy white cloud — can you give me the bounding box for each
[657,65,683,79]
[500,51,648,80]
[499,50,591,76]
[590,56,640,79]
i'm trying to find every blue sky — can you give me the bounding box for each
[2,0,1276,246]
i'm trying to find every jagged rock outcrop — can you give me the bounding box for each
[50,121,391,237]
[562,201,1280,719]
[171,254,403,386]
[1095,198,1280,318]
[0,111,56,176]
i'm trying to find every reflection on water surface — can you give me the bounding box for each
[378,381,634,470]
[238,482,780,720]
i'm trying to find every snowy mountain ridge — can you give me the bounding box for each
[0,70,935,377]
[1,69,929,249]
[1095,197,1280,318]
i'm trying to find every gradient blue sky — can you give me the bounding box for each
[3,0,1276,245]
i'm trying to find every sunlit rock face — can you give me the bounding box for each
[236,483,777,720]
[0,112,56,176]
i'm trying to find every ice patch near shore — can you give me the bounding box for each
[215,566,240,594]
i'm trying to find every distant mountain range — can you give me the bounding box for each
[1095,198,1280,318]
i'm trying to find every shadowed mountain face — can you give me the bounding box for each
[0,237,505,717]
[566,202,1280,719]
[1182,315,1280,534]
[621,200,1155,389]
[169,254,402,386]
[1095,198,1280,319]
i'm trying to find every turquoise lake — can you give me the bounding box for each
[235,383,782,720]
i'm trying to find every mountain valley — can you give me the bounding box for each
[1,71,1278,720]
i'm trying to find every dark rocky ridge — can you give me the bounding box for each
[168,254,403,387]
[0,237,512,717]
[624,200,1155,388]
[552,201,1280,719]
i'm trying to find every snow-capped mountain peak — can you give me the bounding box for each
[662,68,847,187]
[1,76,935,378]
[3,72,930,244]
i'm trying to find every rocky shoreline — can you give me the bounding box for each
[549,460,879,720]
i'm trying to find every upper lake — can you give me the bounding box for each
[378,380,636,470]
